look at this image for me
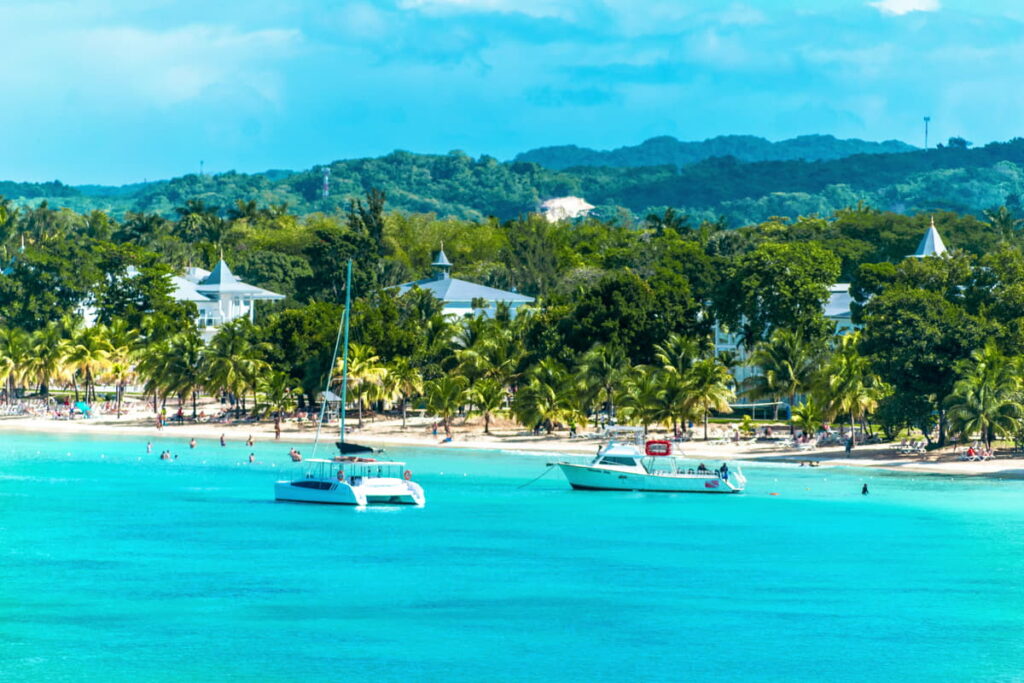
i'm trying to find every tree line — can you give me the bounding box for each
[1,192,1024,447]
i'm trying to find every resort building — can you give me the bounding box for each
[540,196,595,222]
[173,260,285,338]
[719,220,947,411]
[395,247,534,319]
[77,260,284,339]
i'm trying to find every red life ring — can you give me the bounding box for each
[645,440,672,457]
[403,470,413,481]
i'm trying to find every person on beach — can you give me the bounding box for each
[845,436,853,457]
[189,438,196,449]
[220,433,226,447]
[247,435,254,447]
[275,421,281,440]
[862,483,869,495]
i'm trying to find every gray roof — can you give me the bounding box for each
[911,219,947,258]
[170,275,213,302]
[194,260,284,300]
[395,276,534,304]
[431,248,452,268]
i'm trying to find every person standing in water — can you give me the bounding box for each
[189,438,196,449]
[220,433,226,447]
[248,453,255,464]
[862,483,869,495]
[146,441,152,454]
[246,434,254,447]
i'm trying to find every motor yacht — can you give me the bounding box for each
[557,427,746,494]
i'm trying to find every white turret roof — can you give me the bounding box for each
[911,218,947,258]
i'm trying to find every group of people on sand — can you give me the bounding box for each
[962,444,994,461]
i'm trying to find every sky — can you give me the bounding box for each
[2,0,1024,184]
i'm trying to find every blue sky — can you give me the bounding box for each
[2,0,1023,184]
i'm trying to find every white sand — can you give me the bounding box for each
[4,411,1024,479]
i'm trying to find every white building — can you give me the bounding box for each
[717,220,946,409]
[540,196,595,222]
[395,247,534,319]
[77,260,284,338]
[173,260,284,338]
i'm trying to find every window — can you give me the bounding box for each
[290,480,334,490]
[600,456,638,466]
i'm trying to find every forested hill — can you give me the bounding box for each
[6,136,1024,227]
[514,134,916,169]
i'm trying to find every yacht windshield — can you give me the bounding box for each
[599,456,640,467]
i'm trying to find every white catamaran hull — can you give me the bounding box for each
[558,463,744,493]
[274,478,425,506]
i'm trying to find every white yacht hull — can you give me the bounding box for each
[274,478,425,506]
[558,463,744,493]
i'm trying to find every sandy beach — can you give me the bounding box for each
[4,410,1024,480]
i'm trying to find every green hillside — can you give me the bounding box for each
[514,134,915,169]
[6,136,1024,227]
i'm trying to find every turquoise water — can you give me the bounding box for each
[2,433,1024,682]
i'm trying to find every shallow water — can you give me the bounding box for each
[2,432,1024,681]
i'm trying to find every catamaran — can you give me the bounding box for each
[557,426,746,494]
[274,259,426,507]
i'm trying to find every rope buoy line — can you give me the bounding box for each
[517,464,556,489]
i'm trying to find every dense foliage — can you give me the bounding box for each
[2,189,1024,448]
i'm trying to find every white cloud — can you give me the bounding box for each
[0,22,301,108]
[868,0,940,16]
[397,0,577,20]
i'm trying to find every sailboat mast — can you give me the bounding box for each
[338,259,353,444]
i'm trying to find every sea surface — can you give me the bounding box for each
[2,432,1024,682]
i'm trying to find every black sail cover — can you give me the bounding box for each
[336,441,376,455]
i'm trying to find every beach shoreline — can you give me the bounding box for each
[3,413,1024,480]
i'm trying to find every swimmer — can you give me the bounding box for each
[862,483,869,495]
[189,438,196,449]
[248,453,255,464]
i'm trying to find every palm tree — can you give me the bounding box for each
[744,329,819,426]
[336,343,386,428]
[0,327,33,400]
[64,324,112,402]
[577,343,628,426]
[25,320,70,396]
[467,378,506,434]
[425,376,468,437]
[104,318,140,417]
[259,370,301,432]
[455,324,521,386]
[822,332,886,443]
[653,332,706,376]
[615,367,670,433]
[204,320,265,415]
[791,396,826,436]
[983,206,1023,243]
[383,358,424,429]
[684,357,735,440]
[512,358,583,434]
[944,343,1024,448]
[165,331,206,418]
